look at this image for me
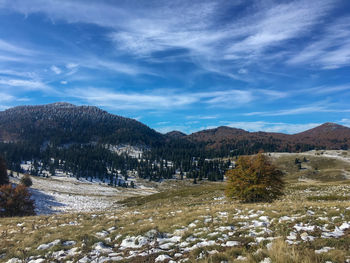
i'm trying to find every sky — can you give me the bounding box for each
[0,0,350,134]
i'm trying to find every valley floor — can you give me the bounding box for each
[1,181,350,263]
[1,150,350,263]
[10,173,157,214]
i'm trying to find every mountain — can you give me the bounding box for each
[0,102,163,147]
[187,123,350,153]
[1,103,349,154]
[294,122,350,146]
[0,102,349,183]
[165,130,187,139]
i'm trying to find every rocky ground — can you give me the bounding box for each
[1,151,350,262]
[1,181,350,263]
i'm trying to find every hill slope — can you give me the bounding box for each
[0,102,349,183]
[187,123,350,153]
[0,102,163,147]
[293,122,350,148]
[1,103,349,153]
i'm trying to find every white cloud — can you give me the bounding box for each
[0,38,34,55]
[65,87,258,110]
[186,115,217,120]
[0,105,10,111]
[238,68,248,74]
[0,77,56,93]
[302,84,350,95]
[0,78,47,91]
[0,54,25,62]
[66,63,78,69]
[0,69,35,78]
[0,0,338,75]
[243,104,350,117]
[288,16,350,69]
[226,0,334,58]
[222,121,321,134]
[89,59,149,76]
[67,88,198,110]
[0,92,15,102]
[199,90,253,106]
[50,65,62,74]
[340,118,350,127]
[0,92,17,111]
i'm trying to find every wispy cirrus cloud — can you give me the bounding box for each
[219,121,322,134]
[66,88,198,110]
[244,104,350,117]
[0,92,20,111]
[302,84,350,95]
[0,0,348,132]
[0,69,35,78]
[0,0,338,75]
[288,16,350,69]
[65,87,258,110]
[340,118,350,127]
[0,77,56,93]
[0,39,35,56]
[0,38,36,64]
[186,115,217,120]
[225,0,334,59]
[84,58,152,76]
[0,92,15,102]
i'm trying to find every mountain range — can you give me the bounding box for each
[0,102,349,154]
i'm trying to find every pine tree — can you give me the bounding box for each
[225,152,284,203]
[0,156,9,186]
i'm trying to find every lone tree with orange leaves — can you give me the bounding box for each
[225,152,284,203]
[0,156,35,217]
[0,184,35,217]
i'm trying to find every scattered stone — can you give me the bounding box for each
[6,258,22,263]
[224,241,240,247]
[260,258,271,263]
[37,239,61,250]
[93,242,114,253]
[155,254,171,262]
[28,258,45,263]
[63,240,76,246]
[315,247,335,254]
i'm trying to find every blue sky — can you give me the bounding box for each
[0,0,350,134]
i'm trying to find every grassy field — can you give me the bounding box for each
[270,151,350,182]
[1,152,350,262]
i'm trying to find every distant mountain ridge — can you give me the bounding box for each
[0,103,349,153]
[186,122,350,152]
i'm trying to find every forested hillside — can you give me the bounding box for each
[0,103,349,185]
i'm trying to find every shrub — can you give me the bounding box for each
[0,156,9,186]
[0,184,35,217]
[20,174,33,187]
[225,152,284,202]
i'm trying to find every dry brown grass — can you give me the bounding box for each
[1,156,350,262]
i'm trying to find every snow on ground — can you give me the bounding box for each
[105,144,145,158]
[10,174,157,215]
